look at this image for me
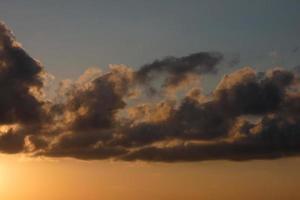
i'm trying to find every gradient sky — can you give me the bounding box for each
[1,0,300,78]
[1,1,300,200]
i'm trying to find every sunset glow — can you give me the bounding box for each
[0,1,300,199]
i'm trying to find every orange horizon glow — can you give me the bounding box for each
[0,154,300,200]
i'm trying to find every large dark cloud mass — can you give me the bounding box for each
[0,22,46,124]
[0,22,48,154]
[1,22,300,162]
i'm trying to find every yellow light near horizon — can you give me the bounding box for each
[0,155,300,200]
[0,160,11,196]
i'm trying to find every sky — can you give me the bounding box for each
[0,1,300,200]
[1,0,300,78]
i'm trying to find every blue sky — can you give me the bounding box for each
[1,0,300,81]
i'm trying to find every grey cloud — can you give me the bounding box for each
[135,52,223,89]
[121,116,300,162]
[116,68,295,148]
[0,131,24,153]
[0,22,46,125]
[0,22,49,154]
[1,21,300,163]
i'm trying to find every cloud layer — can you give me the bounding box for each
[1,22,300,162]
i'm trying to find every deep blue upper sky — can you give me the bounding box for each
[1,0,300,80]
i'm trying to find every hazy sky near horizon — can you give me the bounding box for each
[1,1,300,200]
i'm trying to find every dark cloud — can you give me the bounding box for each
[121,136,300,162]
[35,67,300,161]
[68,67,132,131]
[0,22,46,125]
[69,75,126,132]
[215,68,294,115]
[34,65,134,158]
[1,21,300,163]
[119,69,300,162]
[115,68,295,148]
[121,114,300,162]
[0,130,24,153]
[0,22,50,153]
[135,52,223,89]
